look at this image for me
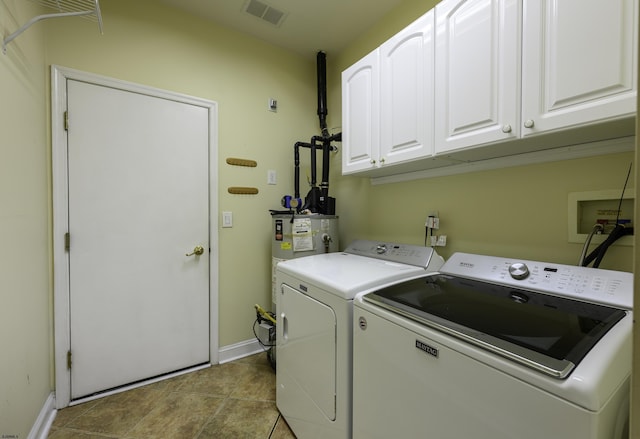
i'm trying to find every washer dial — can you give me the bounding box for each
[509,263,530,280]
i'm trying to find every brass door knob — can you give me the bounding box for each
[186,245,205,256]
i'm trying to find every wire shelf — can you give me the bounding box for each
[3,0,103,54]
[27,0,102,23]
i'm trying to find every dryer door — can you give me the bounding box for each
[277,284,337,422]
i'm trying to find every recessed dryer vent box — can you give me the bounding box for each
[568,189,634,246]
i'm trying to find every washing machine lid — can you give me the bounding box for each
[364,274,628,378]
[277,252,432,300]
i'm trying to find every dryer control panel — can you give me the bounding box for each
[345,240,444,269]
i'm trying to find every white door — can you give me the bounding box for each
[66,79,210,399]
[342,49,380,174]
[434,0,521,153]
[521,0,637,136]
[380,10,435,165]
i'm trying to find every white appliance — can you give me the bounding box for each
[271,214,340,308]
[353,252,633,439]
[275,240,444,438]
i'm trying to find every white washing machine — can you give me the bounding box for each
[275,240,444,438]
[353,252,633,439]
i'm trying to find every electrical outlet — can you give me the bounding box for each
[426,210,439,227]
[430,235,447,247]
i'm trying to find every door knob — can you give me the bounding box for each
[186,245,205,256]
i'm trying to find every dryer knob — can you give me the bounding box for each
[376,244,387,254]
[509,263,530,280]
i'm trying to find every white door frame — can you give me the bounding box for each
[51,65,219,408]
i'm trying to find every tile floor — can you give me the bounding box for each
[48,352,296,439]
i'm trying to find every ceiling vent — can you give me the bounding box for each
[243,0,287,27]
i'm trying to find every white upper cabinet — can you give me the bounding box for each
[341,0,637,177]
[342,12,435,175]
[435,0,521,154]
[380,10,435,165]
[521,0,638,136]
[342,49,380,174]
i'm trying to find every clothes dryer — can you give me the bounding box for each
[275,240,444,438]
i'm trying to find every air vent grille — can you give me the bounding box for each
[243,0,286,27]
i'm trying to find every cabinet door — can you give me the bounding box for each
[521,0,638,136]
[435,0,521,154]
[342,49,380,174]
[379,11,435,166]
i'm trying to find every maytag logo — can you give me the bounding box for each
[459,262,474,268]
[415,340,438,358]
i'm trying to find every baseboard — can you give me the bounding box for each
[27,392,56,439]
[218,338,267,363]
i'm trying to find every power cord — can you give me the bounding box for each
[581,162,634,268]
[252,317,276,349]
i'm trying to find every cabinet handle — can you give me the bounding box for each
[370,159,376,165]
[524,119,535,129]
[502,124,512,133]
[380,157,385,164]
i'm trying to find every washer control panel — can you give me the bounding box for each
[442,252,633,309]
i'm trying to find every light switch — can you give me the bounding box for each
[222,211,233,228]
[268,170,277,185]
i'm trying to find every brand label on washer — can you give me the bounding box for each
[416,340,438,358]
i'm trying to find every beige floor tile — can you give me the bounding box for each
[171,362,255,397]
[50,400,100,429]
[125,391,225,439]
[235,351,272,366]
[66,386,161,435]
[270,416,297,439]
[197,398,280,439]
[48,353,284,439]
[231,362,276,401]
[47,429,111,439]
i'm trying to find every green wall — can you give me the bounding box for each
[0,1,51,436]
[362,153,633,270]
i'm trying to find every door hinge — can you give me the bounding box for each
[67,350,72,370]
[64,232,70,252]
[64,111,69,131]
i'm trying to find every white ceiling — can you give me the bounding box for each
[158,0,403,59]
